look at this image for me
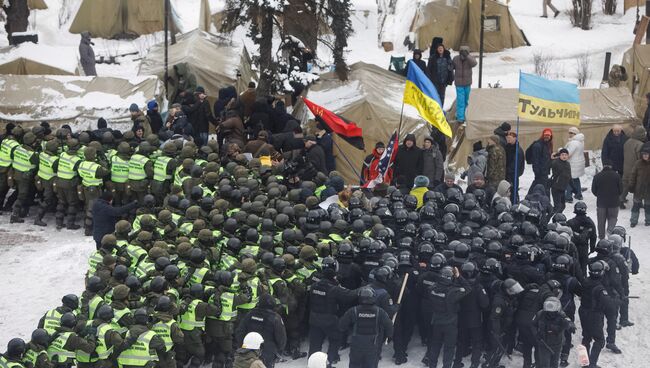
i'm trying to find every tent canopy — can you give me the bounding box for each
[69,0,181,39]
[622,45,650,118]
[448,87,638,166]
[293,62,430,184]
[0,75,163,128]
[412,0,528,53]
[28,0,48,10]
[138,29,255,99]
[0,43,79,76]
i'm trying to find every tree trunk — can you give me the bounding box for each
[602,0,616,15]
[330,0,350,81]
[257,9,275,96]
[3,0,30,45]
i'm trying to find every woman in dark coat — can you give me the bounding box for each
[427,38,454,107]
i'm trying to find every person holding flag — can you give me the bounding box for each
[362,132,399,189]
[361,142,385,185]
[393,134,423,192]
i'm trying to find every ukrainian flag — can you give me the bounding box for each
[518,72,580,126]
[403,60,452,137]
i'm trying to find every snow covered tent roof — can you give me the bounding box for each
[0,75,163,128]
[412,0,528,53]
[138,29,255,99]
[293,62,430,185]
[27,0,48,10]
[199,0,226,33]
[622,44,650,118]
[447,87,638,167]
[69,0,181,39]
[0,43,79,76]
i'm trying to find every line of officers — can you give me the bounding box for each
[0,124,641,368]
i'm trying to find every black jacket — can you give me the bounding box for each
[184,98,216,134]
[393,134,423,189]
[550,159,571,190]
[146,111,163,135]
[591,166,622,208]
[427,50,454,86]
[91,199,138,244]
[601,130,628,173]
[505,142,525,181]
[305,144,328,174]
[236,306,287,364]
[458,278,489,328]
[529,139,552,177]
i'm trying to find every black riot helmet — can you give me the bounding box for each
[358,287,376,305]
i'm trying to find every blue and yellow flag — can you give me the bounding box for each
[518,72,580,126]
[403,60,452,137]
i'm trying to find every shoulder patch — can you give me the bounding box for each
[495,307,502,314]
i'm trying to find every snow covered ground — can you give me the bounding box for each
[1,164,649,368]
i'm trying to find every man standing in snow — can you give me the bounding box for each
[486,135,506,191]
[601,124,627,177]
[591,160,622,238]
[564,127,585,203]
[505,132,524,202]
[550,148,572,213]
[628,145,650,227]
[541,0,560,17]
[620,126,646,209]
[79,32,96,76]
[403,49,429,78]
[527,128,553,194]
[421,136,444,187]
[393,134,423,193]
[452,46,477,123]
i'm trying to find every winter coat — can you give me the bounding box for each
[146,110,163,135]
[644,104,650,140]
[240,88,258,118]
[550,159,571,190]
[317,132,335,174]
[170,63,197,104]
[529,138,552,178]
[452,48,477,86]
[131,111,152,138]
[622,126,647,186]
[427,50,454,86]
[214,86,238,120]
[491,180,512,206]
[601,129,628,173]
[243,139,274,157]
[247,100,272,136]
[393,134,424,188]
[493,126,509,147]
[525,184,553,215]
[91,199,138,247]
[486,143,506,187]
[183,98,215,135]
[79,32,96,76]
[306,144,328,174]
[505,142,525,182]
[404,50,429,78]
[591,166,622,208]
[422,142,444,186]
[220,113,246,148]
[271,132,303,153]
[565,133,585,178]
[168,112,192,136]
[233,348,266,368]
[629,158,650,200]
[466,149,488,182]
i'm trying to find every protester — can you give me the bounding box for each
[240,82,258,120]
[486,135,506,190]
[184,86,216,146]
[462,141,487,182]
[564,127,585,203]
[643,93,650,141]
[527,128,553,194]
[146,100,163,135]
[426,38,454,107]
[128,103,152,137]
[393,134,423,192]
[361,142,384,185]
[90,191,138,249]
[452,46,477,123]
[591,159,622,237]
[493,122,511,148]
[602,124,627,177]
[504,132,524,202]
[404,49,429,78]
[421,136,444,187]
[628,144,650,227]
[621,126,646,209]
[541,0,560,17]
[315,122,335,174]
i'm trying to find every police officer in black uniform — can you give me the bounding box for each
[236,294,287,368]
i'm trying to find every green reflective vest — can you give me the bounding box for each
[195,159,207,167]
[75,322,97,363]
[76,145,86,160]
[43,309,62,335]
[111,308,132,335]
[47,332,75,364]
[199,184,216,197]
[0,138,19,168]
[173,167,189,188]
[87,295,104,320]
[78,161,103,187]
[125,245,147,272]
[106,149,117,162]
[314,185,326,199]
[117,330,158,367]
[179,222,193,236]
[217,292,237,321]
[57,152,80,180]
[38,152,58,180]
[152,319,177,352]
[95,323,116,360]
[88,248,115,274]
[23,347,47,367]
[0,356,25,368]
[111,155,130,183]
[237,277,260,310]
[153,156,173,182]
[135,260,155,279]
[12,146,36,173]
[179,300,205,331]
[296,266,316,281]
[220,254,238,271]
[128,154,149,181]
[189,267,209,285]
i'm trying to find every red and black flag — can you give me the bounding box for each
[303,97,365,150]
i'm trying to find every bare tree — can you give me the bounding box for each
[602,0,616,15]
[2,0,30,45]
[533,51,556,78]
[568,0,593,30]
[575,52,591,86]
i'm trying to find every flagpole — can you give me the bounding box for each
[397,101,405,140]
[513,116,520,204]
[333,139,364,184]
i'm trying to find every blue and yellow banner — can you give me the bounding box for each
[403,60,452,137]
[518,72,580,126]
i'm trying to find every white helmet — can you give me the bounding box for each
[308,352,329,368]
[242,332,264,350]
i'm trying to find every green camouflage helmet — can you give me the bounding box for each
[117,141,131,154]
[22,132,37,146]
[112,285,130,301]
[115,220,132,234]
[198,229,212,241]
[67,138,80,151]
[45,139,59,154]
[186,206,200,220]
[101,234,117,248]
[84,146,97,161]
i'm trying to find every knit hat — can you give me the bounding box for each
[195,86,206,94]
[128,103,139,112]
[444,172,455,181]
[414,175,430,188]
[499,122,512,132]
[147,100,158,110]
[304,134,317,142]
[568,127,579,134]
[375,142,385,149]
[542,128,553,137]
[473,141,483,152]
[558,148,569,155]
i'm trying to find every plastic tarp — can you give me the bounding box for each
[412,0,527,52]
[69,0,181,39]
[0,43,79,76]
[0,75,164,128]
[28,0,48,10]
[293,62,431,184]
[622,45,650,118]
[448,87,638,167]
[138,29,255,99]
